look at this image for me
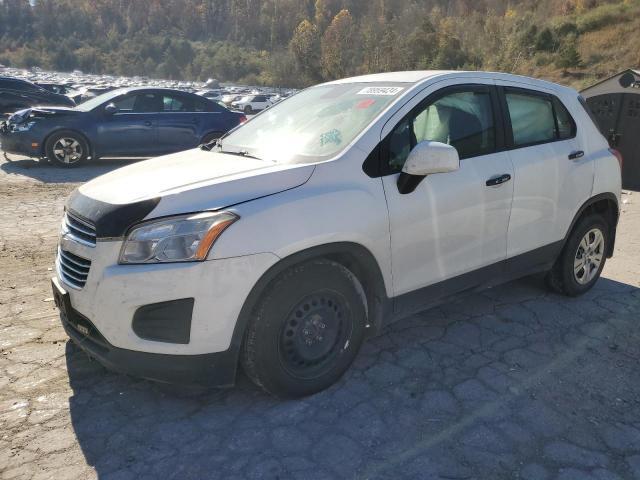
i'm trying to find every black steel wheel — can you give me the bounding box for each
[278,291,352,380]
[241,259,367,398]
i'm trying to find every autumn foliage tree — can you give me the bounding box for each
[320,9,356,80]
[0,0,636,89]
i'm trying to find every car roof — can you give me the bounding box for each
[115,86,199,96]
[0,76,33,83]
[325,70,456,84]
[324,70,575,95]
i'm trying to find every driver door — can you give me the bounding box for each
[96,92,160,157]
[380,84,514,314]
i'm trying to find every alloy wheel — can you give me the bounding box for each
[574,228,605,285]
[52,137,83,164]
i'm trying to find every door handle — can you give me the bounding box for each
[144,121,152,126]
[486,174,511,187]
[568,150,584,160]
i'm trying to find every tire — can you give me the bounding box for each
[45,130,89,167]
[241,259,367,398]
[546,214,609,296]
[244,105,253,115]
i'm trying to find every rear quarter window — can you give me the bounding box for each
[553,97,577,139]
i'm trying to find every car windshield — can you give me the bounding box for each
[73,88,128,112]
[218,82,408,164]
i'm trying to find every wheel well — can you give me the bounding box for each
[228,243,389,367]
[566,194,619,257]
[200,131,223,143]
[42,129,93,159]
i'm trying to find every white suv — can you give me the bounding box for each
[52,71,622,398]
[230,94,272,114]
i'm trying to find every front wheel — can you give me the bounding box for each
[244,105,253,115]
[241,259,367,398]
[45,131,89,167]
[546,214,609,296]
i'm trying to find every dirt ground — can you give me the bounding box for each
[1,152,639,480]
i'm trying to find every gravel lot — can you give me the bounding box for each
[1,152,639,480]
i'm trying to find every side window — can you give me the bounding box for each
[112,95,136,112]
[388,89,496,171]
[162,95,189,112]
[553,97,576,139]
[505,91,556,146]
[254,95,266,102]
[194,96,216,112]
[132,93,163,113]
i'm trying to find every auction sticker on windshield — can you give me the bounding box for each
[357,86,404,96]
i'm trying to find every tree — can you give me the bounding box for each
[556,41,583,70]
[315,0,334,32]
[289,19,321,81]
[320,9,355,80]
[535,28,556,52]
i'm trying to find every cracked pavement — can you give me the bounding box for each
[1,154,639,480]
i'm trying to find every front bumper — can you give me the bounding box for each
[56,280,238,386]
[0,128,42,157]
[56,238,279,356]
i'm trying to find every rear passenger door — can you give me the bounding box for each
[381,83,514,312]
[497,83,593,264]
[155,93,212,153]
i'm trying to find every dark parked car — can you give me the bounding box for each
[0,87,246,167]
[36,82,72,96]
[0,76,75,114]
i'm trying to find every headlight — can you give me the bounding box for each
[119,211,238,264]
[12,121,36,132]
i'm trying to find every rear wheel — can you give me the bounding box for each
[546,214,608,296]
[45,130,89,167]
[241,259,367,398]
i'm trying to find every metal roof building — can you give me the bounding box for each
[581,69,640,190]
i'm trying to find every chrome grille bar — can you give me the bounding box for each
[64,212,96,247]
[57,248,91,289]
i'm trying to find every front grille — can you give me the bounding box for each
[64,212,96,247]
[57,248,91,289]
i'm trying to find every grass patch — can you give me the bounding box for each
[575,1,637,33]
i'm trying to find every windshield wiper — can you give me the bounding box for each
[216,147,262,160]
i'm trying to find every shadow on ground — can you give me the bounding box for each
[65,275,640,480]
[0,156,140,183]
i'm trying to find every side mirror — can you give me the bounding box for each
[397,141,460,194]
[104,103,118,115]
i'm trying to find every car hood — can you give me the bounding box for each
[77,148,315,214]
[9,106,79,123]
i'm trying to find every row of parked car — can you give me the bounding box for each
[0,68,295,167]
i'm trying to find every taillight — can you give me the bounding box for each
[609,148,623,169]
[239,115,247,124]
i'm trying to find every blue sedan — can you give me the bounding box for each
[0,87,246,167]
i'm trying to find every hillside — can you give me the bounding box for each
[0,0,638,88]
